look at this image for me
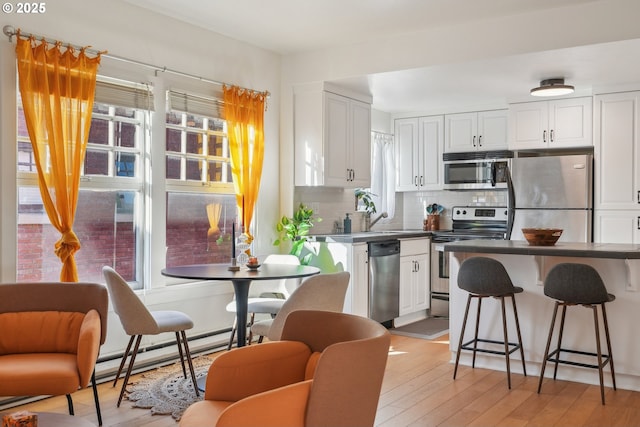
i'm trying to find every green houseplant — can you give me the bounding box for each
[355,188,377,216]
[274,203,321,265]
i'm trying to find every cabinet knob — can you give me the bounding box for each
[478,135,482,147]
[472,135,476,147]
[543,130,547,143]
[550,129,554,142]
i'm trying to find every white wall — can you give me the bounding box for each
[0,0,282,358]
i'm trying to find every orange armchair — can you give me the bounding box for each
[0,282,108,426]
[180,310,391,427]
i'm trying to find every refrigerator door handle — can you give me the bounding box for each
[505,163,515,240]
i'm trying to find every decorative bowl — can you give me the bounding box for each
[521,228,563,246]
[246,263,261,270]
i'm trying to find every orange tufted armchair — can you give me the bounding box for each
[180,310,391,427]
[0,282,108,426]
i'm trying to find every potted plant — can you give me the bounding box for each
[355,189,377,230]
[273,203,322,265]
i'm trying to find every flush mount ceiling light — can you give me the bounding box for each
[530,78,575,97]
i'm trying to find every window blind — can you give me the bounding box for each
[94,78,154,110]
[167,90,225,119]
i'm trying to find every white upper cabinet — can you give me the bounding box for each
[508,97,592,150]
[395,116,443,192]
[444,110,508,153]
[294,84,372,187]
[594,91,640,210]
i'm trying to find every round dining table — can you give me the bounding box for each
[161,263,321,348]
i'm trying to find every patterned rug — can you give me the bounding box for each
[390,317,449,340]
[125,355,213,421]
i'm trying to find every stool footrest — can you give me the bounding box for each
[461,338,522,356]
[547,348,612,370]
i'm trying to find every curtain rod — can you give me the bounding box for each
[2,25,270,98]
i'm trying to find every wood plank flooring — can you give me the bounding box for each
[4,333,638,426]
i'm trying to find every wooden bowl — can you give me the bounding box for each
[522,228,563,246]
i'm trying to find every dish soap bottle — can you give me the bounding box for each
[343,213,352,234]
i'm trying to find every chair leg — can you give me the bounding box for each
[117,335,142,407]
[91,370,103,426]
[538,301,560,394]
[175,332,188,378]
[590,304,607,405]
[66,394,74,415]
[553,304,568,380]
[247,312,256,345]
[500,296,512,389]
[114,335,136,387]
[510,294,527,377]
[453,294,473,380]
[472,296,483,369]
[180,330,200,397]
[601,303,616,390]
[227,316,237,351]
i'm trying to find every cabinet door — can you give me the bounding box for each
[349,100,372,187]
[508,101,549,149]
[395,118,419,191]
[549,97,592,148]
[413,253,430,311]
[445,112,477,152]
[399,256,415,316]
[477,110,508,151]
[594,210,640,244]
[324,92,350,186]
[349,243,369,317]
[419,116,444,189]
[594,92,640,210]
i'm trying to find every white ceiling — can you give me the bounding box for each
[123,0,640,114]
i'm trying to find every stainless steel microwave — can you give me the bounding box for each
[443,150,513,190]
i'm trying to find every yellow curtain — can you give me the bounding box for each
[16,35,101,282]
[223,85,266,243]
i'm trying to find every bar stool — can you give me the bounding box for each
[537,263,616,405]
[453,257,526,389]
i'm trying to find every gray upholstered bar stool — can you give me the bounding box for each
[537,263,616,405]
[453,257,526,389]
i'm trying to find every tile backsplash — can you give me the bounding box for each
[294,187,508,233]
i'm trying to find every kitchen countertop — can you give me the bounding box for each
[443,239,640,259]
[309,230,432,243]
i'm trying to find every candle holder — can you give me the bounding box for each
[228,222,241,271]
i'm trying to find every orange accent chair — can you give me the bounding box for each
[179,310,391,427]
[0,282,108,426]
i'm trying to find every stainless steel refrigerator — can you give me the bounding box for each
[507,151,593,242]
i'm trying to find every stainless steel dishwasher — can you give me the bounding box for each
[368,240,400,325]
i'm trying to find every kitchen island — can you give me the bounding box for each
[444,239,640,392]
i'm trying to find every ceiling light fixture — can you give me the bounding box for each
[530,78,575,97]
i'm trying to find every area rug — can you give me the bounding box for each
[125,355,213,421]
[390,317,449,340]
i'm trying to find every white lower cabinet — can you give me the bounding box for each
[594,210,640,244]
[399,238,430,316]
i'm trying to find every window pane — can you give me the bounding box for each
[116,153,136,177]
[208,160,231,182]
[208,118,224,132]
[85,149,109,175]
[186,131,201,154]
[166,156,181,179]
[208,134,226,157]
[185,158,202,181]
[166,111,182,126]
[18,141,36,172]
[88,117,109,145]
[166,128,181,152]
[115,121,136,148]
[92,103,110,115]
[18,187,139,284]
[186,115,203,129]
[166,192,237,267]
[114,107,136,119]
[17,106,29,138]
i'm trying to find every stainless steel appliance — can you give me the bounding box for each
[507,150,593,242]
[443,150,513,190]
[368,240,400,325]
[430,206,509,318]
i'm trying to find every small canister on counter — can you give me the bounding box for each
[423,214,439,231]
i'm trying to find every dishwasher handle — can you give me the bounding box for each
[368,240,400,257]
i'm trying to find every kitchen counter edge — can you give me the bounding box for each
[443,239,640,259]
[310,230,432,243]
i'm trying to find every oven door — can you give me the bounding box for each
[430,242,450,318]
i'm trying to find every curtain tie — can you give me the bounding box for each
[54,229,81,263]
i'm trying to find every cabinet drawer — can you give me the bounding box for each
[400,238,430,256]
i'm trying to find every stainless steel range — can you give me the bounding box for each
[430,206,508,318]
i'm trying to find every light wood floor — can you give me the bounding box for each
[5,333,639,426]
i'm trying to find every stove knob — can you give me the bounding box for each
[462,210,467,215]
[455,209,460,215]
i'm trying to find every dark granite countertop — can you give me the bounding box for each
[309,230,432,244]
[443,239,640,259]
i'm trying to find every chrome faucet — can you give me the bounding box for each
[369,212,388,229]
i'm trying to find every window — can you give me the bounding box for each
[165,91,237,268]
[16,78,149,287]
